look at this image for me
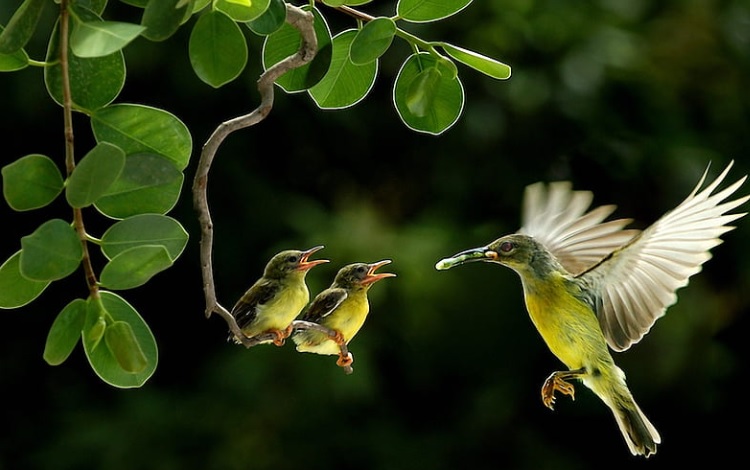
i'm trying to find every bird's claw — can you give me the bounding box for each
[269,325,294,347]
[541,373,576,410]
[328,330,346,346]
[336,352,353,367]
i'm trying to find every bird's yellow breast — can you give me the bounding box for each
[522,273,608,369]
[251,282,309,334]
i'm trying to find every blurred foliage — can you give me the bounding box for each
[1,0,749,469]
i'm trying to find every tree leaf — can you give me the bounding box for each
[0,0,46,54]
[215,0,270,22]
[189,10,248,88]
[246,0,286,36]
[397,0,473,23]
[93,153,183,219]
[100,245,173,290]
[393,52,464,135]
[20,219,83,281]
[43,299,87,366]
[101,214,189,261]
[0,251,50,309]
[440,42,511,80]
[82,291,157,388]
[2,154,64,211]
[105,321,148,373]
[91,103,192,171]
[71,19,146,58]
[44,9,126,112]
[141,0,194,42]
[262,5,332,92]
[349,17,396,65]
[309,29,377,109]
[65,142,126,208]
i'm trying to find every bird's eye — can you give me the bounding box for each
[287,255,299,263]
[499,241,514,253]
[356,266,367,274]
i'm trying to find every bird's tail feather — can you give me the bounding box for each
[611,399,661,457]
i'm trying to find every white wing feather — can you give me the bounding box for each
[582,161,748,351]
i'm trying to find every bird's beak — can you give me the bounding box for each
[298,245,329,271]
[362,259,397,286]
[435,246,497,270]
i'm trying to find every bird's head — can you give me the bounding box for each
[333,260,396,290]
[435,234,547,275]
[265,245,329,278]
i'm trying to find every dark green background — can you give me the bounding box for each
[2,1,749,469]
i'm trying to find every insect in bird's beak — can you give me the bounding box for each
[298,245,330,271]
[435,246,495,270]
[362,259,397,285]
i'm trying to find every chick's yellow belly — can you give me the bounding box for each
[247,285,309,335]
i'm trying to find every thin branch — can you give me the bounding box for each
[59,0,99,299]
[191,5,353,374]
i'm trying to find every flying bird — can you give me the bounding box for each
[229,246,328,346]
[435,161,748,457]
[293,260,396,367]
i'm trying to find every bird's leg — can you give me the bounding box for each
[541,369,585,410]
[326,330,353,368]
[266,327,291,347]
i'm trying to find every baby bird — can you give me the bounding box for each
[436,161,748,457]
[293,260,395,366]
[229,246,328,346]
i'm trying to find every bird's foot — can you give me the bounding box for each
[336,352,353,367]
[541,371,577,410]
[268,326,293,347]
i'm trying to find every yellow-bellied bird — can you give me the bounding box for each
[293,260,396,366]
[229,246,329,346]
[435,161,748,457]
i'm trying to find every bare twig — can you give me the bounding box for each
[191,5,353,374]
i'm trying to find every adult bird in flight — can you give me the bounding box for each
[436,161,748,457]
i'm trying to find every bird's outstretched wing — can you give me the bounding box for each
[301,288,348,323]
[231,279,280,329]
[519,181,640,275]
[582,161,748,352]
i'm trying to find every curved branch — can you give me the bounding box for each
[192,6,353,373]
[192,4,316,321]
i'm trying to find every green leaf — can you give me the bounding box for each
[405,66,441,117]
[84,298,108,350]
[94,153,183,219]
[309,30,377,109]
[440,42,511,80]
[349,17,395,65]
[246,0,286,36]
[0,25,30,70]
[91,104,192,171]
[83,291,157,388]
[2,154,64,211]
[45,11,126,112]
[65,142,126,208]
[0,251,50,309]
[100,245,174,290]
[105,321,148,373]
[70,20,146,58]
[215,0,270,22]
[101,214,189,261]
[20,219,83,281]
[393,52,464,135]
[262,6,333,92]
[0,0,46,54]
[141,0,194,42]
[189,10,248,88]
[397,0,472,23]
[43,299,87,366]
